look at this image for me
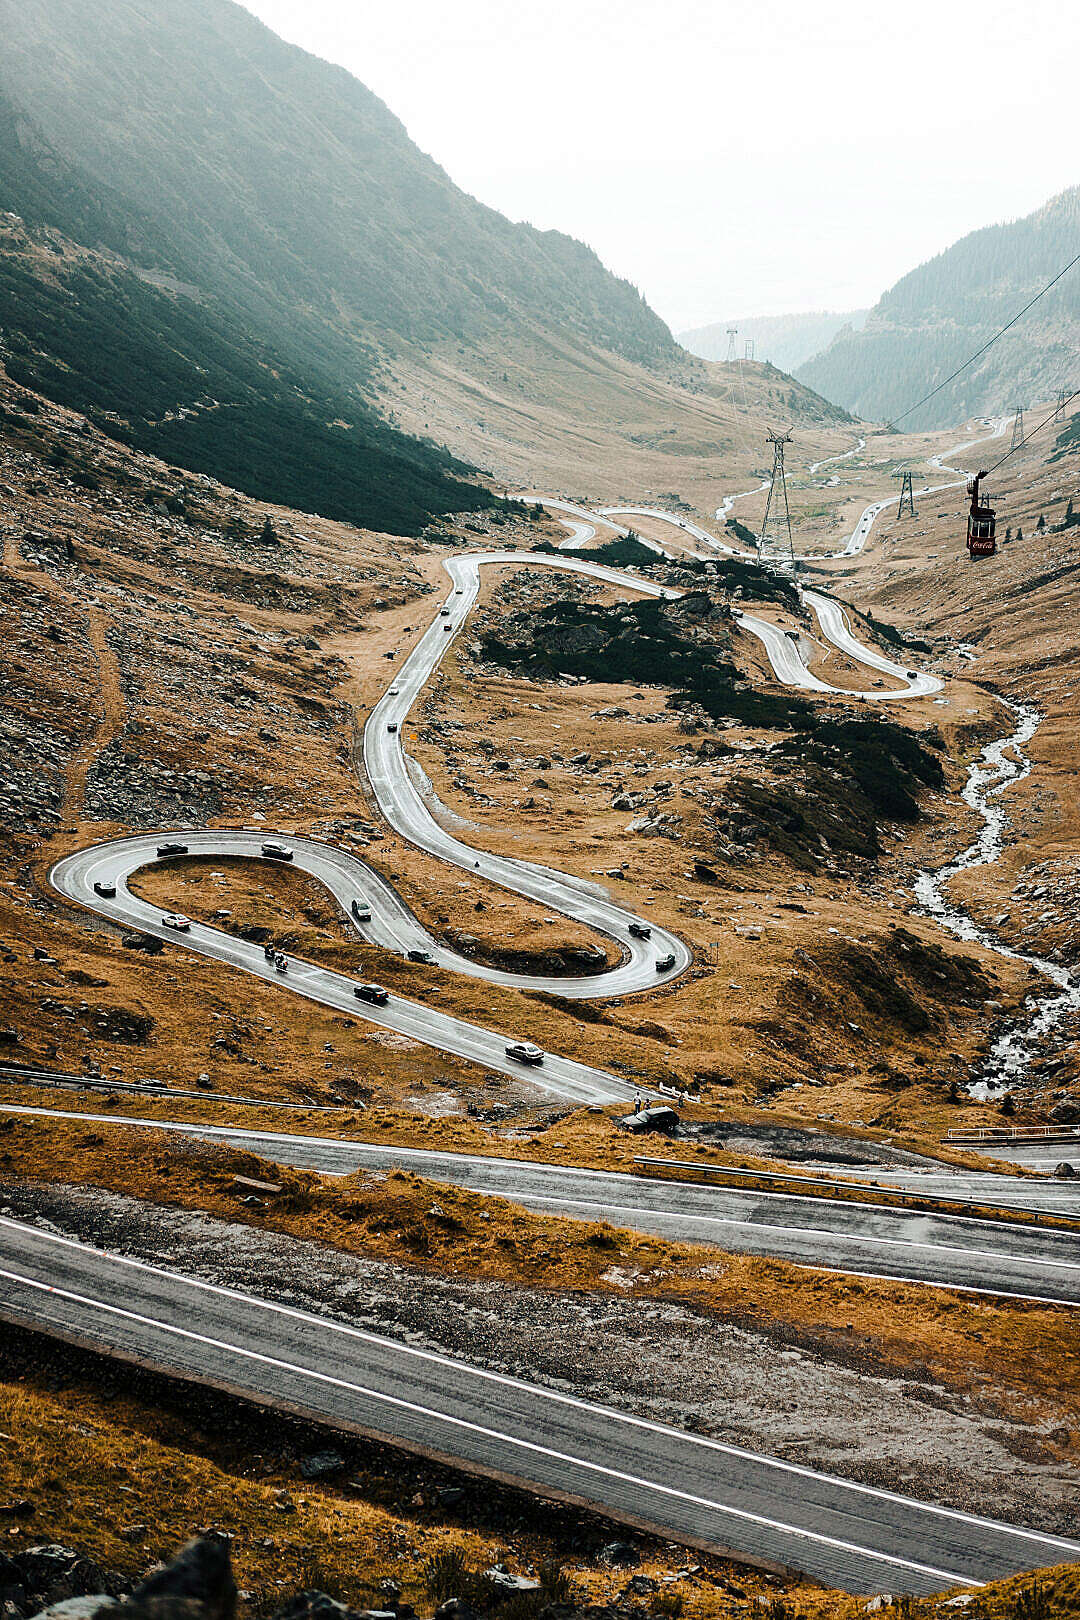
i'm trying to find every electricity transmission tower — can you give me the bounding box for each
[1010,405,1025,451]
[744,339,755,362]
[1055,388,1068,422]
[759,430,795,568]
[896,470,916,518]
[725,327,739,362]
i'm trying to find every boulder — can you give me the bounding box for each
[14,1547,111,1610]
[298,1450,347,1480]
[598,1543,640,1568]
[1049,1101,1080,1124]
[129,1535,235,1620]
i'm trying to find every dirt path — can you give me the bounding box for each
[3,529,127,832]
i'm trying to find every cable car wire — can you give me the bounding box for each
[985,384,1080,474]
[888,248,1080,428]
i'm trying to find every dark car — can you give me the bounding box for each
[387,722,398,733]
[505,1040,544,1066]
[261,841,293,861]
[156,841,188,858]
[655,953,676,972]
[93,880,117,898]
[629,921,652,940]
[406,948,433,964]
[354,982,389,1005]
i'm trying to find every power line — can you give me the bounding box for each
[887,248,1080,429]
[985,387,1080,475]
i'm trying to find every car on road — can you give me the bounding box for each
[389,687,400,695]
[406,948,433,964]
[93,880,116,898]
[261,841,293,861]
[161,913,191,932]
[442,623,453,632]
[156,842,188,858]
[354,982,389,1005]
[654,952,676,972]
[505,1040,544,1066]
[628,921,651,940]
[440,607,451,617]
[387,722,398,733]
[351,899,372,923]
[455,587,464,595]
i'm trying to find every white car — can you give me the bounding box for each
[505,1040,544,1066]
[261,841,293,861]
[161,913,191,932]
[389,687,400,695]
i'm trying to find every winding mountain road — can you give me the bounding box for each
[29,476,1072,1592]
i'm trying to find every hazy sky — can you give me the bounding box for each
[242,0,1079,333]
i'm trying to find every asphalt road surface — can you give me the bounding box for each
[3,1216,1078,1595]
[7,1107,1079,1305]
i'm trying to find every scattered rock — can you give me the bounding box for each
[298,1450,347,1480]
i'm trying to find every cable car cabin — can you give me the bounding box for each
[966,471,997,558]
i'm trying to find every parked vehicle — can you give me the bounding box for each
[629,921,652,940]
[156,841,188,858]
[354,982,389,1005]
[261,841,293,861]
[161,913,191,932]
[505,1040,544,1066]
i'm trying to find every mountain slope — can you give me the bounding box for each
[797,187,1080,428]
[0,0,675,369]
[679,310,868,374]
[0,0,855,518]
[0,91,494,535]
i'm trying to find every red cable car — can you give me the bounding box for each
[966,471,997,558]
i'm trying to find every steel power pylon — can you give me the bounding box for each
[1010,406,1025,451]
[744,339,755,362]
[897,470,916,518]
[759,430,795,568]
[726,327,738,362]
[1055,388,1068,422]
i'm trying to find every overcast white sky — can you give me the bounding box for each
[242,0,1079,333]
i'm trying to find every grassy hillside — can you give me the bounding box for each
[798,186,1080,427]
